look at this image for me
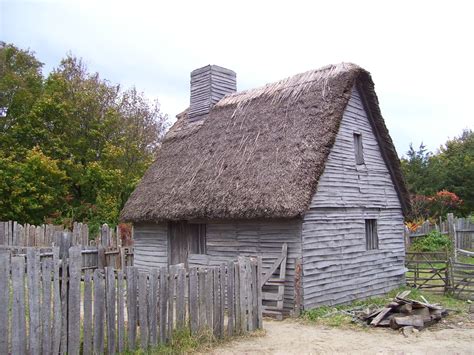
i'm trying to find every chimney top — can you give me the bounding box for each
[189,65,236,122]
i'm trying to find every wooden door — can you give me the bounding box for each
[169,222,206,266]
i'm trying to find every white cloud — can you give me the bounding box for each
[2,0,473,155]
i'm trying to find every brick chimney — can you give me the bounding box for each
[189,65,236,122]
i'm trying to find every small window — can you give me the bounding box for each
[353,133,364,165]
[365,219,378,250]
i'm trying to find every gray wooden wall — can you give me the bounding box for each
[133,223,168,270]
[206,219,301,313]
[301,86,405,309]
[132,219,301,312]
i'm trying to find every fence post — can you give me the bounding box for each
[68,246,82,354]
[0,252,9,354]
[293,257,302,318]
[12,256,27,355]
[27,248,41,355]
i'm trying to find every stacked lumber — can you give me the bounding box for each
[360,291,448,330]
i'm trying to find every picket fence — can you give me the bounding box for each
[0,246,262,354]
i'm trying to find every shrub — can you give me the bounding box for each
[410,230,451,252]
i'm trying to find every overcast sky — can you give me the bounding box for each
[2,0,473,156]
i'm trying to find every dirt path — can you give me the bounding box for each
[211,319,474,354]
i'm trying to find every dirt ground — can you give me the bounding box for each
[211,315,474,355]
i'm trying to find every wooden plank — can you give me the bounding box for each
[0,252,9,354]
[106,267,116,354]
[68,246,82,355]
[93,269,105,354]
[117,270,126,353]
[238,258,247,333]
[138,271,149,349]
[126,267,137,350]
[234,262,241,333]
[212,267,219,337]
[27,248,41,355]
[370,307,392,326]
[219,263,226,338]
[206,268,214,330]
[168,266,175,340]
[41,258,53,355]
[52,247,61,355]
[198,268,206,331]
[250,259,258,330]
[12,256,26,355]
[189,267,199,334]
[148,268,159,347]
[159,266,168,343]
[60,259,68,354]
[227,261,235,336]
[83,270,93,355]
[176,267,186,329]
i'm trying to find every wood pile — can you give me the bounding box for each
[358,291,448,330]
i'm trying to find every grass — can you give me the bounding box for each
[302,286,471,328]
[125,327,265,354]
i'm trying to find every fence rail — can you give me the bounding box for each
[405,251,474,300]
[0,247,262,354]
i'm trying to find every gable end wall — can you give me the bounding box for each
[301,85,405,309]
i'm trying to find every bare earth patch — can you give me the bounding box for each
[211,317,474,355]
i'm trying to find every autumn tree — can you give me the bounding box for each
[0,43,168,231]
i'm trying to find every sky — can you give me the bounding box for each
[1,0,473,156]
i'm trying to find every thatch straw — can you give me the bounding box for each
[121,63,409,223]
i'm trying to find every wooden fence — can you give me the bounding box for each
[405,251,474,300]
[0,221,127,248]
[0,221,133,270]
[0,247,262,354]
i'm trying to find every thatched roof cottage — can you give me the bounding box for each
[121,63,409,313]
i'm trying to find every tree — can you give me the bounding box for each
[0,42,44,156]
[400,142,437,195]
[0,43,169,231]
[430,129,474,214]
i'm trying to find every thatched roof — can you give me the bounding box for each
[121,63,409,222]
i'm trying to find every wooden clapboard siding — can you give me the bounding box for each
[206,219,302,312]
[133,223,168,270]
[301,85,405,309]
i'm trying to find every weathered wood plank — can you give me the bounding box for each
[138,271,149,349]
[198,268,206,331]
[93,269,105,354]
[189,267,199,334]
[148,268,159,346]
[168,266,175,339]
[51,249,61,355]
[159,266,168,343]
[206,268,214,329]
[106,267,116,354]
[41,258,53,355]
[27,248,41,355]
[256,257,263,328]
[117,269,126,353]
[219,263,226,338]
[227,261,235,336]
[68,246,82,355]
[126,267,138,350]
[83,270,93,355]
[234,262,241,333]
[12,256,26,355]
[60,258,68,354]
[0,252,9,354]
[176,267,186,329]
[239,258,247,333]
[213,266,219,337]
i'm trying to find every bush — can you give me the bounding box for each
[410,230,451,252]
